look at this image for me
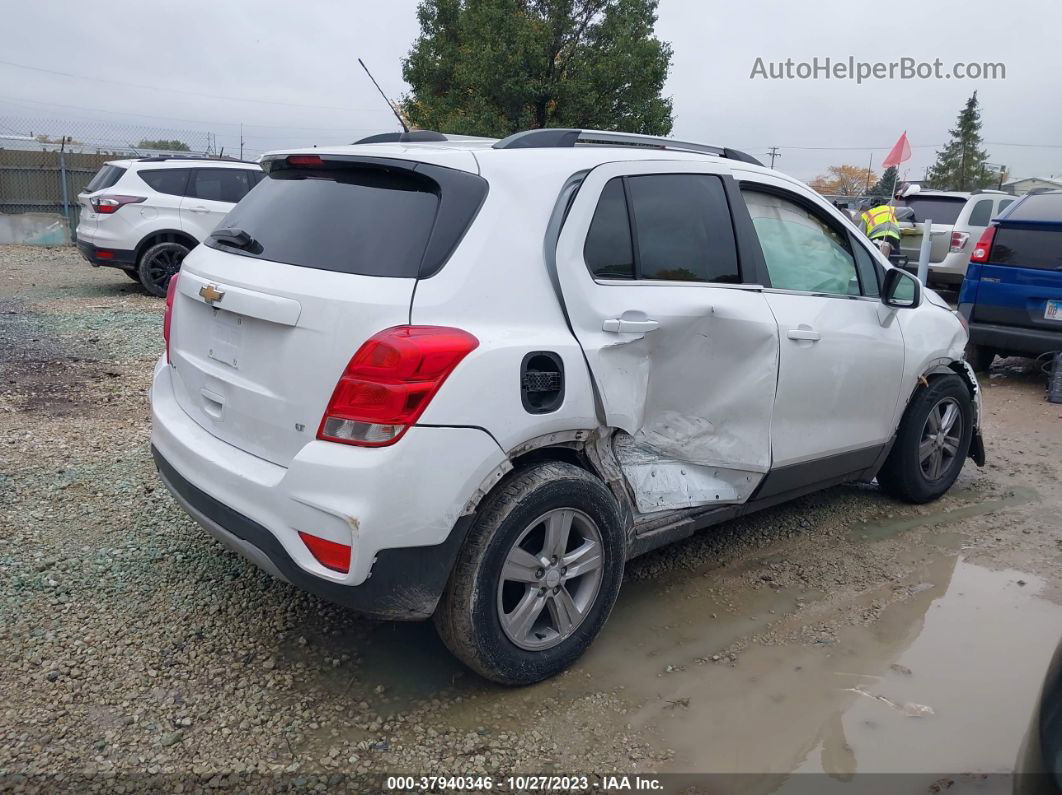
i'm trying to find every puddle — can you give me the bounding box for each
[632,555,1061,785]
[851,487,1040,543]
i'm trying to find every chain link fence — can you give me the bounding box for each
[0,117,214,244]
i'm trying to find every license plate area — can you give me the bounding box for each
[1045,299,1062,322]
[208,309,243,368]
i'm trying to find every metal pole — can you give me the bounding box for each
[916,218,932,284]
[58,139,73,242]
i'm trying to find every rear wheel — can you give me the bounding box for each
[138,242,189,297]
[877,374,973,503]
[965,341,996,373]
[434,462,625,685]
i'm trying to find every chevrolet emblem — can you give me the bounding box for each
[199,284,225,304]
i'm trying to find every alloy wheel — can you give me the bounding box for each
[919,397,963,481]
[496,508,605,651]
[144,244,186,292]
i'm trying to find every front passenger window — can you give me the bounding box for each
[742,189,861,296]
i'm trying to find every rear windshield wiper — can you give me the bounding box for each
[209,227,259,251]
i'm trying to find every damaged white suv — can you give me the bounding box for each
[150,129,984,685]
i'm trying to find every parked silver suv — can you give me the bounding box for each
[896,189,1016,285]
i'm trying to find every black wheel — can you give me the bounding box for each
[122,269,140,281]
[965,341,996,374]
[434,461,625,686]
[138,242,189,297]
[877,374,973,504]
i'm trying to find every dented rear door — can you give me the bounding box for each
[554,160,779,513]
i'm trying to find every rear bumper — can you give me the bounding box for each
[969,321,1062,357]
[149,358,506,619]
[76,238,136,268]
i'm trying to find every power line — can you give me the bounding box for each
[0,58,393,114]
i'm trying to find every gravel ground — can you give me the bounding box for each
[1,245,1059,793]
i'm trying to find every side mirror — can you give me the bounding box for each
[882,268,922,309]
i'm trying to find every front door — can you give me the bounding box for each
[554,161,779,513]
[734,175,906,474]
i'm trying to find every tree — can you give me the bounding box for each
[402,0,673,138]
[926,92,991,191]
[135,139,190,152]
[869,166,898,202]
[809,164,878,196]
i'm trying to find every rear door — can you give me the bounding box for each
[167,154,486,467]
[180,168,259,240]
[554,160,779,513]
[971,195,1062,331]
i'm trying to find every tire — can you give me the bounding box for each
[965,341,996,374]
[138,241,189,297]
[434,461,625,686]
[877,374,974,504]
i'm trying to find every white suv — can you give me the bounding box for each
[76,157,263,296]
[150,129,985,685]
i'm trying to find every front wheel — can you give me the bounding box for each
[877,374,973,503]
[434,462,625,685]
[138,241,189,297]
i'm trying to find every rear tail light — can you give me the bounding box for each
[298,531,351,573]
[318,326,479,447]
[163,273,179,362]
[949,231,969,252]
[91,195,146,214]
[287,155,324,167]
[970,226,996,263]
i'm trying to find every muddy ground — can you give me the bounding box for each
[0,245,1060,793]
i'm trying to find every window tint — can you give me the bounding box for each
[584,178,634,279]
[998,198,1014,213]
[139,168,190,197]
[968,199,994,227]
[742,189,861,296]
[897,196,966,225]
[990,228,1062,270]
[84,165,126,193]
[1006,192,1062,222]
[191,168,254,203]
[626,174,739,283]
[209,167,446,277]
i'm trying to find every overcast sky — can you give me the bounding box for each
[2,0,1060,183]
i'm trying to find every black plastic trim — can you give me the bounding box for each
[520,351,565,414]
[152,446,472,621]
[969,321,1062,357]
[76,239,137,267]
[750,445,885,502]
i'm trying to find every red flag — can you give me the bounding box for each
[882,131,912,169]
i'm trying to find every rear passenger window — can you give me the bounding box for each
[584,179,634,279]
[968,199,994,227]
[582,174,740,284]
[139,168,190,197]
[742,188,861,296]
[191,169,254,203]
[998,198,1014,213]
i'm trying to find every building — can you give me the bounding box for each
[1002,176,1062,195]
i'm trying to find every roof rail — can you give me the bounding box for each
[353,130,448,144]
[492,128,764,167]
[136,155,258,164]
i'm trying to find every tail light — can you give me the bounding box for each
[287,155,324,167]
[91,195,146,214]
[318,326,479,447]
[163,273,179,362]
[970,226,996,263]
[949,231,969,252]
[298,531,351,574]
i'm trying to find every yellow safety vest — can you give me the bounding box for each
[860,205,900,241]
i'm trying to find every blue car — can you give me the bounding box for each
[958,190,1062,372]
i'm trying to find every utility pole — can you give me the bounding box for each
[239,124,244,160]
[864,153,874,195]
[767,146,781,169]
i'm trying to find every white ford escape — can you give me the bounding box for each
[151,129,985,685]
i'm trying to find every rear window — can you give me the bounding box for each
[139,168,190,196]
[84,165,126,193]
[898,196,966,225]
[208,160,486,278]
[1004,192,1062,222]
[990,228,1062,270]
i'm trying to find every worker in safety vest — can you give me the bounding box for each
[859,200,901,258]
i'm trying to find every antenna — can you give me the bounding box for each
[358,58,408,133]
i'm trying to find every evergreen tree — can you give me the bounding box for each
[926,92,992,191]
[402,0,673,137]
[870,166,898,202]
